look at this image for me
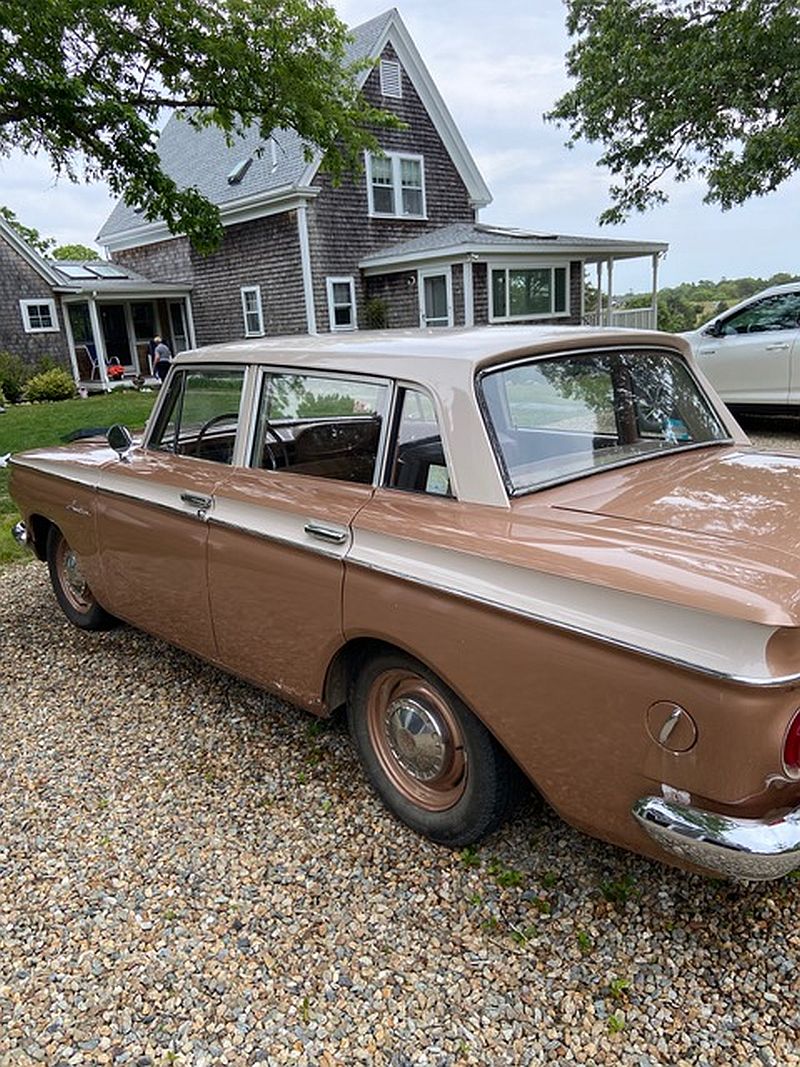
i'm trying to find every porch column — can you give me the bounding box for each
[296,201,317,335]
[463,259,474,327]
[651,252,660,329]
[61,302,82,390]
[185,295,197,349]
[87,297,110,389]
[606,258,614,326]
[596,262,603,326]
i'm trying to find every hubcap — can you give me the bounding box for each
[366,668,467,812]
[57,538,93,612]
[385,696,447,781]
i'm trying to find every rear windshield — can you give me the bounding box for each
[479,348,730,495]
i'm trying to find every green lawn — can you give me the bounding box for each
[0,390,158,565]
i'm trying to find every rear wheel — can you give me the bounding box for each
[46,527,117,630]
[348,652,517,847]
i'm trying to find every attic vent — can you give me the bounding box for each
[227,157,253,185]
[380,59,402,99]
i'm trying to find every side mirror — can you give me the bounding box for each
[705,319,725,338]
[107,424,133,460]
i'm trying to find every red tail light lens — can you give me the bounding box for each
[783,709,800,775]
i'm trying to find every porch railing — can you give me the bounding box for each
[584,306,658,330]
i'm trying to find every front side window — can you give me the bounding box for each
[367,152,426,218]
[241,286,264,337]
[326,277,357,331]
[387,388,453,497]
[149,367,246,465]
[480,349,730,494]
[20,299,58,333]
[490,266,568,321]
[719,292,800,335]
[252,371,388,484]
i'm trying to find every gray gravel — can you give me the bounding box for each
[2,424,800,1066]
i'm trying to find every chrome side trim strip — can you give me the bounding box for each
[207,515,344,561]
[343,554,800,688]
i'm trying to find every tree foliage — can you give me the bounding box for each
[1,0,395,252]
[52,243,101,260]
[0,205,54,254]
[548,0,800,223]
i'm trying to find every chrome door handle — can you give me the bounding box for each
[698,347,717,354]
[304,521,347,545]
[766,343,790,351]
[180,491,213,510]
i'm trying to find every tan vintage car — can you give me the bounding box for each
[10,327,800,881]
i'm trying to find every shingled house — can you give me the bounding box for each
[92,7,667,364]
[0,212,192,389]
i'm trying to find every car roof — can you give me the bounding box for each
[176,325,690,391]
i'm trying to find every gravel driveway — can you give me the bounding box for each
[2,422,799,1066]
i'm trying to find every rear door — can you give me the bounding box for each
[207,367,390,707]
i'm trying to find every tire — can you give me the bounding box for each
[348,651,517,847]
[46,527,117,631]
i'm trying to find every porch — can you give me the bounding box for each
[55,261,195,391]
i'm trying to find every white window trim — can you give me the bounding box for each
[366,150,427,220]
[418,266,454,328]
[19,298,59,333]
[240,285,264,337]
[326,276,358,332]
[380,59,403,99]
[488,262,570,323]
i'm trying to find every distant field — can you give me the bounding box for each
[0,390,157,564]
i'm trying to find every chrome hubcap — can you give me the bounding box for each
[63,550,87,598]
[385,697,448,781]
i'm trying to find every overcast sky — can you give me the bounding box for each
[1,0,797,292]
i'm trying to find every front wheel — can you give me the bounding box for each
[348,652,517,847]
[46,527,117,631]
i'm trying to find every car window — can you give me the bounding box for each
[148,367,246,464]
[480,349,730,494]
[252,371,388,484]
[720,292,800,335]
[386,387,453,497]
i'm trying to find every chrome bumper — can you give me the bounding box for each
[633,795,800,881]
[11,521,29,548]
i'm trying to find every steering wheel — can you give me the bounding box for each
[194,412,239,458]
[262,421,290,470]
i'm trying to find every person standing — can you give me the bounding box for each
[153,337,172,381]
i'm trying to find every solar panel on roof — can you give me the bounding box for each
[58,264,97,279]
[88,262,129,278]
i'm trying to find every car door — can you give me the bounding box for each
[95,364,248,658]
[206,367,390,707]
[694,291,800,406]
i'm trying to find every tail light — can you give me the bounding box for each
[783,709,800,776]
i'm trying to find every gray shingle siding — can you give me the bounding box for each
[114,213,307,343]
[308,43,475,332]
[0,240,68,366]
[365,272,419,328]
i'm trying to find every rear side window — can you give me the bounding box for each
[148,367,245,465]
[251,371,389,484]
[386,387,453,497]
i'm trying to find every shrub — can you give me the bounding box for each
[364,297,388,330]
[0,351,31,403]
[24,367,76,402]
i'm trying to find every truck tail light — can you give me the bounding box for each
[783,709,800,776]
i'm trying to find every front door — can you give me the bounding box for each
[419,269,452,328]
[95,365,247,659]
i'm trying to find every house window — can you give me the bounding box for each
[489,265,569,321]
[380,60,402,98]
[240,286,264,337]
[326,277,357,331]
[20,298,59,333]
[366,152,426,219]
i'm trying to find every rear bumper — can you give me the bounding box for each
[633,795,800,881]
